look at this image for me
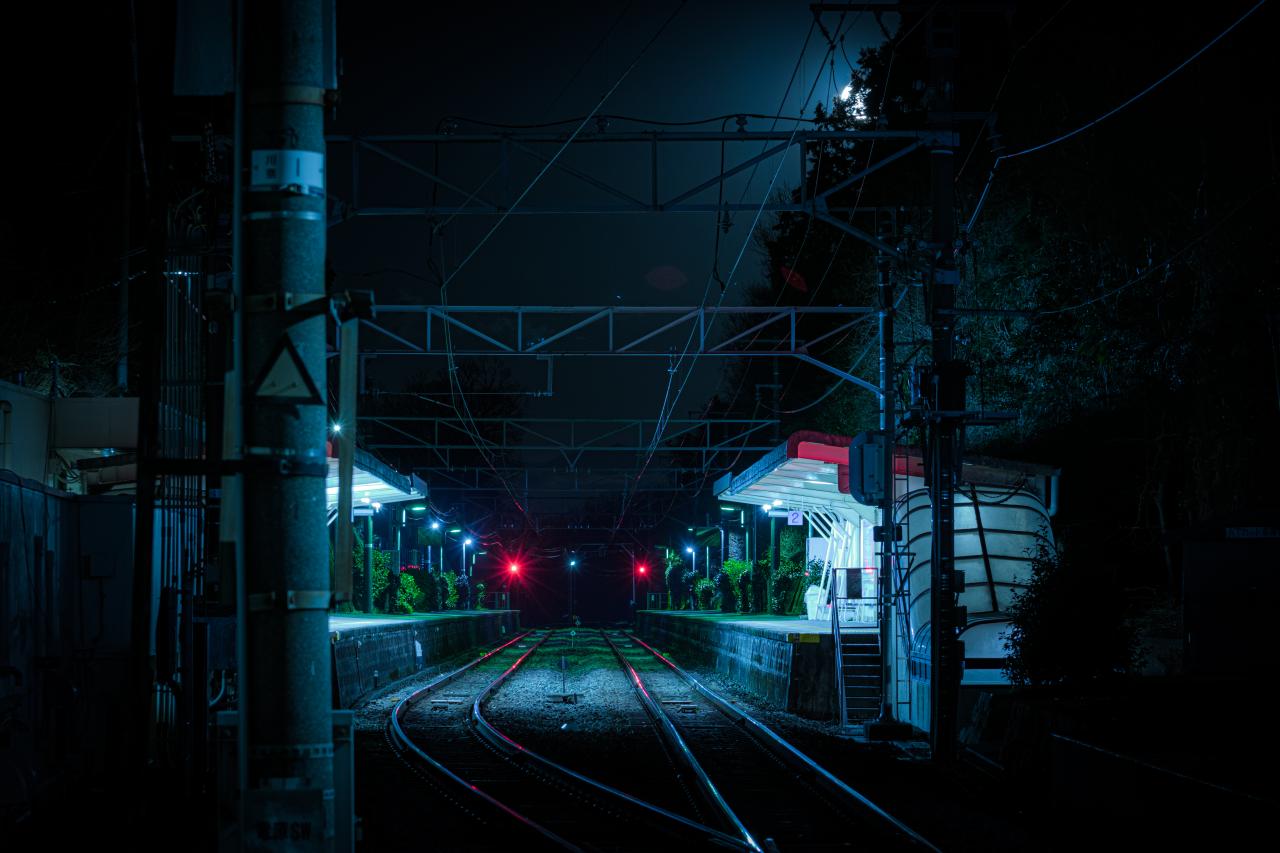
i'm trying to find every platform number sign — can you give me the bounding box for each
[787,509,803,526]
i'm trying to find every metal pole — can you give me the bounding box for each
[926,7,963,763]
[363,514,374,612]
[336,320,357,605]
[769,516,780,614]
[878,228,898,724]
[117,79,132,394]
[241,0,333,844]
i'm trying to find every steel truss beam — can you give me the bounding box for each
[324,129,954,229]
[355,305,883,398]
[361,416,779,461]
[414,465,717,495]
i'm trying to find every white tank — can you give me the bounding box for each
[898,485,1054,655]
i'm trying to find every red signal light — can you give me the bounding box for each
[509,563,519,573]
[638,565,647,574]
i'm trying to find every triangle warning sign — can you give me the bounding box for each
[252,336,323,404]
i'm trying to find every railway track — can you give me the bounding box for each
[388,628,750,852]
[385,626,936,851]
[605,631,940,853]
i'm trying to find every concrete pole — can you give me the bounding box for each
[241,0,334,843]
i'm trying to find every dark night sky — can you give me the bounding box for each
[327,1,894,419]
[4,2,1274,622]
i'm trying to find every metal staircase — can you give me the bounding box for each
[831,567,883,726]
[840,631,883,721]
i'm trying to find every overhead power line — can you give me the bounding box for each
[966,0,1268,234]
[439,0,690,294]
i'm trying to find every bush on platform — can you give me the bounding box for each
[664,552,683,609]
[736,571,753,614]
[441,571,460,610]
[719,559,750,613]
[398,572,422,613]
[418,570,441,611]
[694,577,715,611]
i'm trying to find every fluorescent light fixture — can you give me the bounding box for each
[772,499,782,506]
[410,505,427,512]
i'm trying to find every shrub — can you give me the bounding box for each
[370,549,395,612]
[694,577,715,610]
[397,572,422,613]
[714,570,736,612]
[418,571,441,611]
[664,554,684,609]
[441,571,460,610]
[736,570,753,614]
[1003,543,1141,686]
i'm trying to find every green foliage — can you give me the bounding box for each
[369,549,393,612]
[1003,543,1141,687]
[441,571,460,610]
[721,559,751,583]
[664,553,680,609]
[368,551,421,614]
[736,570,753,614]
[398,572,422,613]
[418,571,442,611]
[768,557,813,616]
[693,577,715,611]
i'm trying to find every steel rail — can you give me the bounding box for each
[389,630,580,851]
[472,630,753,851]
[624,633,942,851]
[600,631,762,852]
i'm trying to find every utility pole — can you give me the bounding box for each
[876,221,900,728]
[240,0,334,845]
[926,6,964,763]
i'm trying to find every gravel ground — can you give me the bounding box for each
[482,633,708,823]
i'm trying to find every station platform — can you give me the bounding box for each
[634,610,868,719]
[329,610,519,707]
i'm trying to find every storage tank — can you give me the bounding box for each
[898,485,1054,669]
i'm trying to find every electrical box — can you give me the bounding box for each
[848,430,887,504]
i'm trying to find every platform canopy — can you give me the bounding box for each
[713,431,871,518]
[325,444,426,515]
